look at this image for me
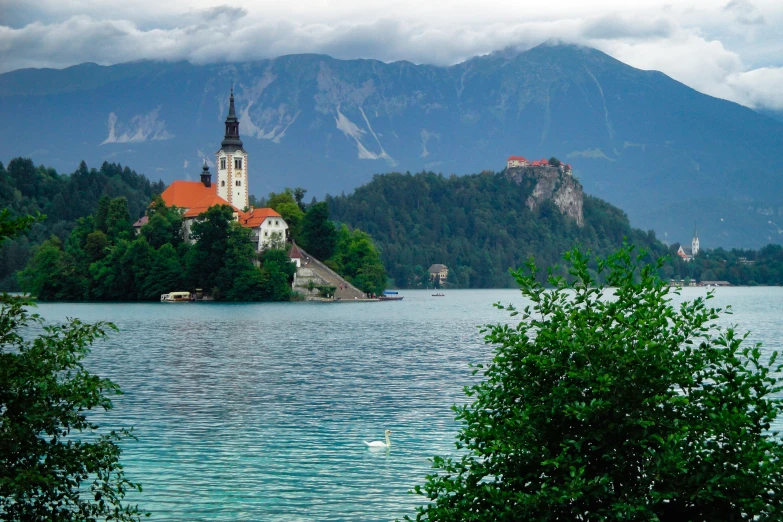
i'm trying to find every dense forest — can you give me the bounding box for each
[5,157,386,300]
[15,192,386,301]
[17,197,298,301]
[4,160,783,293]
[326,170,783,287]
[0,158,164,289]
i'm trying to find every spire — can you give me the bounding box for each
[200,159,212,187]
[227,86,237,121]
[221,87,243,152]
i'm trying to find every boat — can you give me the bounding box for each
[432,293,445,297]
[378,290,404,301]
[161,291,191,302]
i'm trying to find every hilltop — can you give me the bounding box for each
[326,166,668,288]
[2,43,783,248]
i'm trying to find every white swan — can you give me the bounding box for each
[364,430,391,449]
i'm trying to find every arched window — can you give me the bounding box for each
[220,158,226,170]
[234,158,242,170]
[221,180,225,187]
[236,180,241,186]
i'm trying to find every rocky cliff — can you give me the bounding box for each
[506,165,584,226]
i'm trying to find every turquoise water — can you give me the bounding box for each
[32,287,783,521]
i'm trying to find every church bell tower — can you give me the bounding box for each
[692,226,700,256]
[216,88,249,209]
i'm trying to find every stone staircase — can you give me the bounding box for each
[293,246,367,300]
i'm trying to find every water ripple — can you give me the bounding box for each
[30,287,783,521]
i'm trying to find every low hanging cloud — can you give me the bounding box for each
[101,107,173,145]
[1,1,783,112]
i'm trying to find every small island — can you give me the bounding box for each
[17,90,386,302]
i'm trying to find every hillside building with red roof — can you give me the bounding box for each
[507,155,574,176]
[507,155,529,168]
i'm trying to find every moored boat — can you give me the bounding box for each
[161,291,191,302]
[432,293,445,296]
[379,290,404,301]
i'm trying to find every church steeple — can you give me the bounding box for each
[692,225,700,256]
[221,87,243,152]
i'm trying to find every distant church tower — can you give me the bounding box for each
[692,226,700,256]
[216,88,249,209]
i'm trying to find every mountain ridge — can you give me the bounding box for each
[1,42,782,248]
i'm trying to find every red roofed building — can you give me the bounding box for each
[241,207,288,250]
[152,107,289,251]
[507,155,529,168]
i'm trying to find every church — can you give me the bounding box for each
[677,228,700,262]
[153,89,288,251]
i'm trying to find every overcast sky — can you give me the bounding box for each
[1,0,782,110]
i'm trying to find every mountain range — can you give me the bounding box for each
[1,42,782,248]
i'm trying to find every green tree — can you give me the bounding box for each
[186,205,235,292]
[299,202,337,261]
[548,156,562,167]
[0,209,39,242]
[409,246,783,521]
[141,197,183,249]
[94,195,112,233]
[142,243,185,299]
[1,220,144,521]
[258,249,297,301]
[215,222,263,301]
[265,189,305,240]
[84,230,109,261]
[105,197,134,242]
[293,187,307,211]
[16,236,68,301]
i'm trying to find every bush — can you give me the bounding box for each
[408,246,783,521]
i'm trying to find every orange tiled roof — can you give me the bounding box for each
[241,207,282,228]
[507,155,527,161]
[182,194,237,218]
[160,180,217,209]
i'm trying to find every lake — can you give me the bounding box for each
[32,287,783,521]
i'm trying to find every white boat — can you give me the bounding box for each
[378,290,403,301]
[161,291,191,302]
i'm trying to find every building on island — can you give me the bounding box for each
[151,88,287,252]
[677,227,700,262]
[428,264,449,282]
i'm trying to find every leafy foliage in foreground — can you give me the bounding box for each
[409,246,783,521]
[0,219,144,520]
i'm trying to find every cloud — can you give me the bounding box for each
[1,1,782,112]
[582,14,675,40]
[101,107,173,144]
[724,0,766,25]
[726,66,783,110]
